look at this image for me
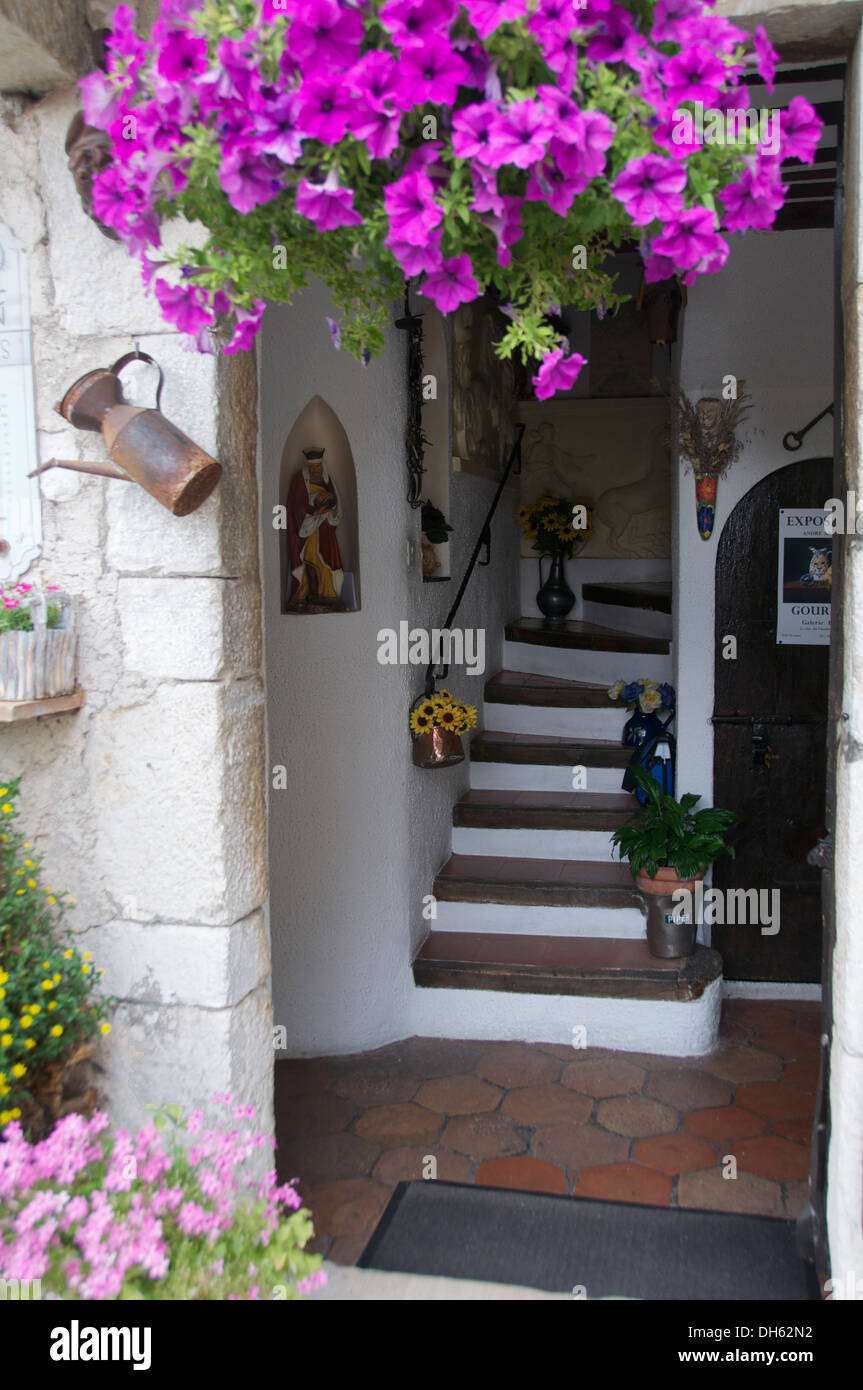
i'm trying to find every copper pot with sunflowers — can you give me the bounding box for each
[409,689,478,768]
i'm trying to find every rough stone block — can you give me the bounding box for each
[0,1,92,92]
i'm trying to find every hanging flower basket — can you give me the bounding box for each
[0,587,77,702]
[78,3,822,391]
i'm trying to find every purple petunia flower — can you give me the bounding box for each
[481,194,523,266]
[568,109,615,180]
[326,316,342,349]
[463,0,526,40]
[586,4,642,65]
[395,37,470,106]
[348,103,402,158]
[720,162,785,232]
[526,145,588,216]
[348,51,400,113]
[470,164,504,215]
[156,29,209,84]
[384,171,443,245]
[452,102,500,161]
[421,254,481,312]
[380,0,455,48]
[662,43,729,108]
[778,96,823,164]
[295,173,363,230]
[224,300,267,354]
[486,100,553,170]
[752,25,780,93]
[610,154,687,226]
[297,76,354,144]
[289,0,364,68]
[649,205,725,270]
[649,0,702,44]
[251,91,305,165]
[532,349,587,400]
[386,229,444,276]
[535,86,585,146]
[219,145,281,214]
[154,279,214,336]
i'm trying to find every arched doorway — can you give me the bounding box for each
[712,456,832,982]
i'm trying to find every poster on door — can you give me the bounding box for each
[776,509,832,645]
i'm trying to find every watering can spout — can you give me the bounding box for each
[51,351,221,516]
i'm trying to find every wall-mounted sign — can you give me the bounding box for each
[0,224,41,584]
[776,508,831,645]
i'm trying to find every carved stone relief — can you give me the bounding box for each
[451,299,516,483]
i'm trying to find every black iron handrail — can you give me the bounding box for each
[424,422,525,695]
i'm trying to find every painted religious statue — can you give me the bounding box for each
[286,447,346,612]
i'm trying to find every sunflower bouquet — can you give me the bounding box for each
[518,494,594,558]
[409,690,478,739]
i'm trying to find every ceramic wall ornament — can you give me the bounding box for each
[285,447,352,612]
[672,387,752,542]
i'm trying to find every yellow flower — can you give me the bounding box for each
[83,952,91,961]
[41,960,50,969]
[63,949,74,959]
[41,979,54,991]
[1,1035,11,1047]
[100,1023,111,1036]
[0,970,7,985]
[2,804,13,814]
[11,1063,26,1079]
[0,1018,8,1030]
[47,1001,57,1011]
[0,989,5,1000]
[23,842,32,848]
[20,1016,32,1028]
[409,708,432,735]
[15,890,24,896]
[48,896,57,905]
[25,860,34,868]
[81,965,90,975]
[23,1039,35,1050]
[50,1025,63,1038]
[28,1004,40,1015]
[1,1112,12,1125]
[53,973,60,984]
[0,787,7,795]
[10,1108,20,1119]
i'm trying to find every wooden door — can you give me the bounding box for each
[712,456,832,982]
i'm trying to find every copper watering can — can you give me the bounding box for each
[32,352,222,516]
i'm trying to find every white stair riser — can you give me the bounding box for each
[433,899,646,938]
[483,701,626,739]
[581,600,672,641]
[503,639,672,686]
[409,978,722,1055]
[470,762,627,793]
[452,825,619,861]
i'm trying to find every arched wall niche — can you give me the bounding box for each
[419,304,451,580]
[278,394,361,613]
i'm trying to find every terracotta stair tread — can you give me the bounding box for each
[506,617,670,655]
[485,670,615,708]
[454,790,637,830]
[471,731,632,767]
[434,854,642,907]
[582,582,673,615]
[413,932,721,1001]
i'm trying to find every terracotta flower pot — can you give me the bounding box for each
[635,866,705,959]
[635,866,703,896]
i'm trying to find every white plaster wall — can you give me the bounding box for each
[676,230,834,804]
[260,282,518,1054]
[0,88,271,1136]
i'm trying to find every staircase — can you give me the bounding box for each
[410,583,723,1056]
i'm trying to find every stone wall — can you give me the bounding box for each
[0,87,271,1136]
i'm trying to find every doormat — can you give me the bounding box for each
[358,1181,819,1300]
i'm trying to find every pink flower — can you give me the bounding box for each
[720,163,785,231]
[421,254,480,313]
[297,76,353,144]
[610,153,687,226]
[386,231,444,276]
[486,100,553,170]
[649,205,725,270]
[289,0,364,69]
[384,171,443,246]
[154,280,214,336]
[532,349,587,400]
[219,146,281,214]
[224,301,267,354]
[156,30,209,84]
[662,43,729,108]
[463,0,526,40]
[452,102,500,162]
[753,25,780,93]
[395,38,470,106]
[295,173,363,230]
[380,0,456,48]
[779,96,823,164]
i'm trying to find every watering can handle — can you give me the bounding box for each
[110,351,164,412]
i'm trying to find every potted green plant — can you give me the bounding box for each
[611,766,738,957]
[0,583,76,702]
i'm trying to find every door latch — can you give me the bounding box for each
[751,724,773,770]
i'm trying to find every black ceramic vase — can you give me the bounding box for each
[536,550,575,626]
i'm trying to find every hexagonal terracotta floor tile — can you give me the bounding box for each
[305,1178,390,1237]
[683,1105,769,1143]
[353,1102,442,1149]
[751,1030,820,1062]
[782,1060,820,1092]
[734,1082,814,1120]
[501,1084,593,1127]
[676,1167,783,1216]
[575,1162,672,1207]
[644,1068,732,1112]
[474,1044,562,1089]
[731,1135,811,1183]
[415,1074,503,1115]
[773,1117,814,1144]
[277,1091,357,1139]
[700,1045,782,1085]
[533,1123,630,1171]
[385,1038,486,1077]
[372,1145,474,1185]
[275,1059,338,1098]
[723,1001,798,1033]
[631,1132,717,1176]
[595,1095,678,1138]
[441,1112,527,1159]
[476,1154,567,1194]
[277,1132,381,1188]
[560,1057,645,1099]
[332,1068,421,1107]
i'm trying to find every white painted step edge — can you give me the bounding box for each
[482,701,627,739]
[470,762,627,794]
[503,639,672,686]
[580,599,672,641]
